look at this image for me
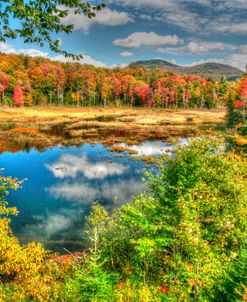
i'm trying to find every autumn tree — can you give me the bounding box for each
[0,71,9,104]
[29,62,65,105]
[12,83,24,106]
[101,77,113,107]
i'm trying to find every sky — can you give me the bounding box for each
[1,0,247,70]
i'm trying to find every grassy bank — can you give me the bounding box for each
[0,107,226,153]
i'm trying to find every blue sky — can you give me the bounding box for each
[2,0,247,70]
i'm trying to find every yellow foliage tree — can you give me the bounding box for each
[0,175,65,301]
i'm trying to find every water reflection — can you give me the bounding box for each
[47,179,146,205]
[0,143,150,252]
[114,138,188,156]
[46,154,127,180]
[20,208,85,245]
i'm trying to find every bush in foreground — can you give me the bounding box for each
[68,138,247,301]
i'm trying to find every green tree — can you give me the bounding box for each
[90,138,247,301]
[0,0,105,58]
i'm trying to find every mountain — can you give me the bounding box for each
[131,59,244,81]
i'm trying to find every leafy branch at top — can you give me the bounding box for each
[0,0,105,59]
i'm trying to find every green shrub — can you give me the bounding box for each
[227,99,245,128]
[63,205,117,302]
[87,137,247,301]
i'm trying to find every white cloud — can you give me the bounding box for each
[183,41,235,54]
[213,22,247,34]
[236,45,247,54]
[139,14,153,21]
[220,54,247,71]
[53,58,127,69]
[52,54,107,68]
[109,0,210,9]
[0,42,16,54]
[0,42,48,58]
[113,32,183,48]
[189,55,247,71]
[158,40,236,55]
[154,57,177,65]
[171,58,177,65]
[216,0,247,10]
[62,7,133,33]
[111,63,128,69]
[19,48,48,57]
[120,51,134,57]
[108,0,208,32]
[45,153,127,180]
[108,0,247,36]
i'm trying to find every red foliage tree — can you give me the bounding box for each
[13,84,24,107]
[0,71,9,104]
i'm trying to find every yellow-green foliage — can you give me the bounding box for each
[87,138,247,302]
[115,280,161,302]
[0,176,64,301]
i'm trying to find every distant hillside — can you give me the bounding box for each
[131,59,243,81]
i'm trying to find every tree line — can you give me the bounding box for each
[0,53,233,109]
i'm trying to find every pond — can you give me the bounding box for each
[0,140,184,253]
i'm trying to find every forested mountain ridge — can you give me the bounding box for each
[131,59,244,80]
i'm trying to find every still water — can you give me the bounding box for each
[0,141,177,253]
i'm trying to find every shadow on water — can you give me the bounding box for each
[41,123,72,139]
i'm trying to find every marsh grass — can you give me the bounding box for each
[0,107,226,153]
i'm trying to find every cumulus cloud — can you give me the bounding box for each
[189,54,247,71]
[120,51,134,57]
[158,40,236,55]
[45,153,127,180]
[107,0,208,32]
[236,45,247,54]
[183,39,247,71]
[111,63,129,69]
[212,22,247,34]
[52,54,107,68]
[153,57,177,65]
[107,0,247,36]
[0,42,16,54]
[113,32,182,49]
[19,48,49,57]
[0,42,48,57]
[62,7,133,33]
[108,0,210,9]
[182,41,235,54]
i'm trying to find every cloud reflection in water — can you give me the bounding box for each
[45,153,127,179]
[114,139,189,156]
[47,178,146,205]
